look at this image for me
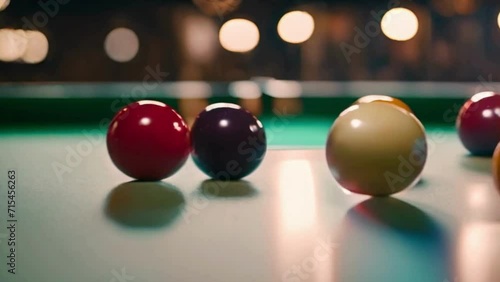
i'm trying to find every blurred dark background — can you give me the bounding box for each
[1,0,500,82]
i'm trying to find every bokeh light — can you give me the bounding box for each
[184,16,218,63]
[0,29,28,62]
[104,28,140,62]
[22,30,49,64]
[229,81,261,99]
[0,0,10,11]
[219,19,259,53]
[497,12,500,30]
[381,8,419,41]
[277,11,315,44]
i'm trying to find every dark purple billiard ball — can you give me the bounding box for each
[457,92,500,156]
[190,103,266,180]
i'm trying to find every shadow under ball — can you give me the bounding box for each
[190,103,266,180]
[326,103,428,196]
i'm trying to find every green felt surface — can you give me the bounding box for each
[1,96,466,124]
[0,115,455,147]
[0,82,467,138]
[261,116,334,147]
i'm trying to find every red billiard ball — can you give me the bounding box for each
[107,100,190,180]
[456,92,500,156]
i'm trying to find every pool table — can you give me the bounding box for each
[0,81,499,282]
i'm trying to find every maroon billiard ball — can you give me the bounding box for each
[107,100,190,180]
[190,103,266,180]
[456,92,500,156]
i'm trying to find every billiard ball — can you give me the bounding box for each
[456,92,500,156]
[354,95,412,113]
[191,103,266,180]
[493,142,500,192]
[326,103,427,196]
[107,100,190,181]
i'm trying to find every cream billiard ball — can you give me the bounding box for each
[326,103,427,196]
